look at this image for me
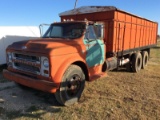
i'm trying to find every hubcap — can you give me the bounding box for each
[66,74,81,97]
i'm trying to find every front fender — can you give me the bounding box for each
[53,54,86,88]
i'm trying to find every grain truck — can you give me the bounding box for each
[3,6,158,106]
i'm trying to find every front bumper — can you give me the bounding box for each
[3,69,58,93]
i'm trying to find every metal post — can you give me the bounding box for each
[74,0,78,9]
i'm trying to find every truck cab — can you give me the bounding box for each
[3,20,106,106]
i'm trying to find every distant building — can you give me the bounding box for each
[0,26,40,65]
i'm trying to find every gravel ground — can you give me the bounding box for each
[0,81,61,117]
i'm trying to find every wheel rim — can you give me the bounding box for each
[66,74,82,97]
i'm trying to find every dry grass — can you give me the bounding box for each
[0,41,160,120]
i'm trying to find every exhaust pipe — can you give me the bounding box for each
[119,58,130,66]
[102,57,130,72]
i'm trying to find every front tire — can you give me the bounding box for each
[55,65,85,106]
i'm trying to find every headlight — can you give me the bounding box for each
[7,52,12,66]
[8,53,12,59]
[41,56,49,77]
[7,52,12,62]
[43,59,49,68]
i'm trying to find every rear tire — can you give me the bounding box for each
[132,52,142,72]
[125,62,132,72]
[55,65,85,106]
[142,51,149,69]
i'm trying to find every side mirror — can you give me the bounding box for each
[39,24,50,37]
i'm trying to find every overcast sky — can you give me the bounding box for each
[0,0,159,34]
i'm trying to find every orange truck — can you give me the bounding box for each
[3,6,158,106]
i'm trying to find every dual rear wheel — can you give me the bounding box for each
[141,51,149,69]
[128,51,149,72]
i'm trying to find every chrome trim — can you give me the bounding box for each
[12,52,41,75]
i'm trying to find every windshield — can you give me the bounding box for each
[43,22,86,39]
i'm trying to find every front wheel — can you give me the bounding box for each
[55,65,85,106]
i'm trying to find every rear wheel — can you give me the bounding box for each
[55,65,85,106]
[132,52,142,72]
[125,62,132,72]
[142,51,149,69]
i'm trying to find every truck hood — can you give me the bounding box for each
[8,38,83,56]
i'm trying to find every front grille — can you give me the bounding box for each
[14,53,40,63]
[12,53,41,75]
[14,63,40,74]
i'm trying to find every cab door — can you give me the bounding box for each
[84,25,105,67]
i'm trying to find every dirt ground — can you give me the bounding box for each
[0,41,160,120]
